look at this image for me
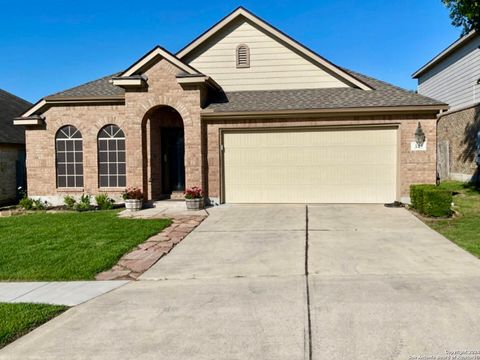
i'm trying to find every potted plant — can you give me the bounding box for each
[122,187,143,211]
[184,186,204,210]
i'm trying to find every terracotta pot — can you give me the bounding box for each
[185,198,204,210]
[125,199,143,212]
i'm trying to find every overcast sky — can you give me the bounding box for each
[0,0,462,102]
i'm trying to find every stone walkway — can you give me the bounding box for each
[0,281,128,306]
[96,212,207,280]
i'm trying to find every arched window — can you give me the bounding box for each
[236,44,250,68]
[98,124,126,187]
[56,125,83,188]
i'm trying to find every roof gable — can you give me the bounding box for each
[120,46,201,77]
[178,7,373,91]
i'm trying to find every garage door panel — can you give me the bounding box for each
[225,165,395,186]
[223,128,397,203]
[225,146,396,166]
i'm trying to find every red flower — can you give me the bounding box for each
[184,186,204,199]
[122,187,143,200]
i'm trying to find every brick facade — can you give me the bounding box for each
[25,60,205,205]
[24,59,438,205]
[437,104,480,181]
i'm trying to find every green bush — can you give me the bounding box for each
[410,184,436,213]
[95,194,114,210]
[74,195,92,212]
[32,199,46,210]
[18,197,34,210]
[63,196,76,210]
[423,189,452,217]
[19,197,47,211]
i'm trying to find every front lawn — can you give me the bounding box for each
[0,210,171,280]
[425,181,480,258]
[0,303,67,348]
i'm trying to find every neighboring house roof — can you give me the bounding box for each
[0,89,31,144]
[177,7,373,91]
[205,70,446,114]
[412,30,478,78]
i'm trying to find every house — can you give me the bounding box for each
[413,30,480,182]
[14,7,447,205]
[0,89,31,206]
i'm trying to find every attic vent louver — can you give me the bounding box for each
[236,44,250,68]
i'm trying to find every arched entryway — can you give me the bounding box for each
[142,106,185,200]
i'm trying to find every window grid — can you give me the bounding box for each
[56,126,84,188]
[98,125,126,188]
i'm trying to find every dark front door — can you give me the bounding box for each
[161,128,185,194]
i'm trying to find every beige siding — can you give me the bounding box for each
[184,19,350,91]
[222,127,398,203]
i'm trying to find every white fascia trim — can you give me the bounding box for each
[112,78,145,86]
[14,118,44,126]
[21,99,47,117]
[176,76,209,84]
[177,8,373,91]
[121,47,199,77]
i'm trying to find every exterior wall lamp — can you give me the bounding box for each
[415,122,426,147]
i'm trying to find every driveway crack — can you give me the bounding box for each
[305,205,313,360]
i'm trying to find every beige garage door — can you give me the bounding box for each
[222,127,398,203]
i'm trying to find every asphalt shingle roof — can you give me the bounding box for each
[42,69,445,112]
[205,70,446,112]
[0,89,31,144]
[47,73,124,98]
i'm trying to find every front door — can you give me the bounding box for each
[161,128,185,194]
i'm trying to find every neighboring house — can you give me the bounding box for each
[14,7,446,205]
[413,30,480,182]
[0,89,31,206]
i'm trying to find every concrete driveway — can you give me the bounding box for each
[2,205,480,359]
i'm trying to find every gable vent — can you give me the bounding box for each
[236,44,250,68]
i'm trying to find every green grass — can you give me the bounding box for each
[0,210,171,280]
[425,181,480,258]
[0,303,68,348]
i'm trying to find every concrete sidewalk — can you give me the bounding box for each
[0,281,129,306]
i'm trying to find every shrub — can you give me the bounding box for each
[410,184,436,213]
[122,187,143,200]
[19,197,47,210]
[423,189,452,217]
[19,197,34,210]
[32,199,46,210]
[64,195,76,210]
[95,194,114,210]
[75,194,92,212]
